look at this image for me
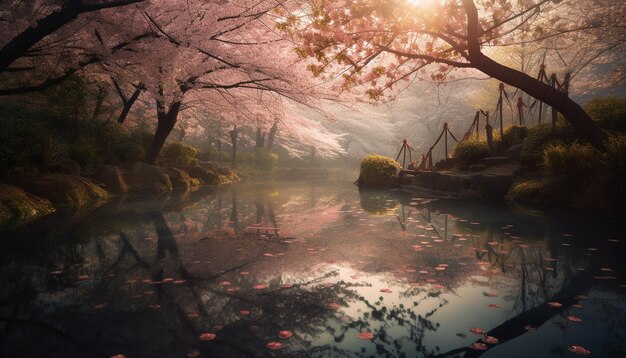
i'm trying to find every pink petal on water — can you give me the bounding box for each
[547,301,563,308]
[568,345,591,355]
[358,332,375,340]
[567,315,583,322]
[266,341,283,350]
[470,342,488,350]
[278,330,293,339]
[481,336,499,344]
[199,333,216,341]
[469,327,486,335]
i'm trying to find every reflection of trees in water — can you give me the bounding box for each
[2,185,625,357]
[0,210,450,357]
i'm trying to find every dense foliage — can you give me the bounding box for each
[452,140,490,165]
[359,155,400,188]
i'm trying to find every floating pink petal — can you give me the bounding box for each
[199,333,216,341]
[266,341,283,350]
[470,342,488,350]
[358,332,375,340]
[568,345,591,355]
[218,281,231,286]
[488,304,500,309]
[278,330,293,339]
[239,310,251,315]
[567,315,583,322]
[481,336,499,344]
[380,288,392,293]
[253,284,268,290]
[469,327,486,335]
[547,301,563,308]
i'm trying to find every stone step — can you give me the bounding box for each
[482,156,510,165]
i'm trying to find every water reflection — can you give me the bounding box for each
[0,180,625,357]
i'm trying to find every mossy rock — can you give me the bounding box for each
[187,166,220,186]
[14,174,110,208]
[167,167,192,191]
[123,162,173,193]
[216,167,240,184]
[0,184,55,226]
[358,155,400,188]
[93,165,128,194]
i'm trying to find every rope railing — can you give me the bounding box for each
[394,139,416,169]
[403,63,571,171]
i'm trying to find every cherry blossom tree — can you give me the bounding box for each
[77,0,334,163]
[288,0,624,150]
[0,0,147,93]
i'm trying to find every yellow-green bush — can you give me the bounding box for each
[506,179,550,205]
[542,142,601,178]
[359,155,400,188]
[452,140,490,165]
[586,97,626,133]
[161,142,198,167]
[500,126,528,150]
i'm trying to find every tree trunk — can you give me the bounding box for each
[144,100,182,164]
[117,86,142,124]
[462,0,607,151]
[229,126,238,169]
[267,121,278,150]
[255,127,265,149]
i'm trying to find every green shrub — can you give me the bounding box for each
[506,179,550,206]
[130,128,154,152]
[542,142,601,179]
[68,136,99,175]
[519,124,579,165]
[254,148,278,172]
[236,151,255,164]
[161,142,198,167]
[500,126,528,150]
[586,97,626,132]
[113,141,145,164]
[605,135,626,202]
[452,140,490,165]
[37,137,67,172]
[359,155,400,188]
